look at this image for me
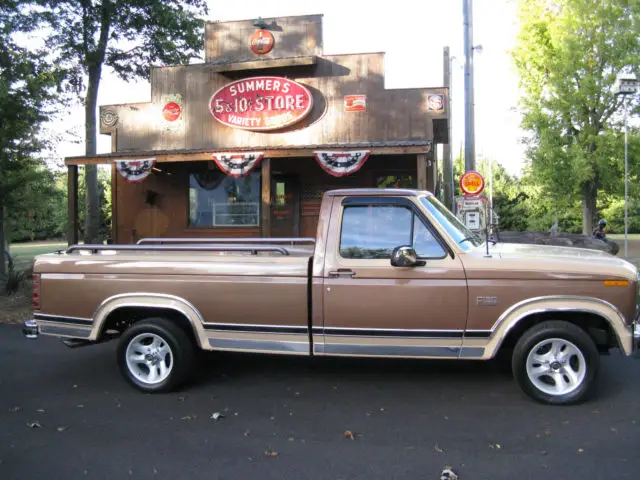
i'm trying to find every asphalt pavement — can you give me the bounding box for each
[1,324,639,480]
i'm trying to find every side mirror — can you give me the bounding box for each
[390,246,426,267]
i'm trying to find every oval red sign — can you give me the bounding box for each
[209,76,313,131]
[459,171,485,195]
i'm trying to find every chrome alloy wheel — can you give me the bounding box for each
[125,333,174,385]
[525,338,587,396]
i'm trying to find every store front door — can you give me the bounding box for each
[271,174,300,237]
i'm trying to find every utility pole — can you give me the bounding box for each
[463,0,476,172]
[443,46,454,211]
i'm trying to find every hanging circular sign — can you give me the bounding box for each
[459,170,485,195]
[162,102,182,122]
[249,29,275,55]
[209,76,313,131]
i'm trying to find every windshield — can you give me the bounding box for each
[419,195,482,251]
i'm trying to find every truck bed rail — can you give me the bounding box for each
[64,244,291,256]
[136,237,316,246]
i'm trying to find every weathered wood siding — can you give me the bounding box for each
[100,55,446,153]
[205,14,323,64]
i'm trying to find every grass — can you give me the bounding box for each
[8,241,67,270]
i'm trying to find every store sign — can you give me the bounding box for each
[459,171,485,196]
[249,29,275,55]
[427,94,445,113]
[209,76,313,131]
[162,102,182,122]
[344,95,366,112]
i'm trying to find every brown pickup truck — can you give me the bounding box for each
[23,188,640,405]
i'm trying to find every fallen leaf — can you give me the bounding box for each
[440,466,458,480]
[36,409,46,414]
[9,407,21,413]
[27,422,42,429]
[210,412,224,421]
[243,430,251,437]
[591,410,600,414]
[73,384,78,389]
[540,450,548,456]
[177,396,185,402]
[380,408,385,412]
[578,448,584,453]
[434,444,444,453]
[234,412,238,416]
[496,444,502,449]
[180,415,193,421]
[288,437,294,442]
[562,420,569,425]
[56,426,68,432]
[270,416,275,420]
[264,449,279,457]
[444,416,449,420]
[611,427,617,432]
[77,404,84,408]
[344,430,355,440]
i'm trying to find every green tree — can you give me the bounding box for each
[512,0,640,234]
[22,0,208,243]
[0,3,59,275]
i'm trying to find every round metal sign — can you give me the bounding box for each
[209,76,313,131]
[459,170,485,195]
[249,29,275,55]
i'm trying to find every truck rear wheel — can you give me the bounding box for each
[117,317,195,393]
[512,321,599,405]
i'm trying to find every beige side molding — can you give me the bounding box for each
[483,295,633,359]
[90,293,210,349]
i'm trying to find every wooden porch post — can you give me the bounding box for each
[67,165,79,246]
[427,146,437,193]
[417,154,427,190]
[261,158,271,237]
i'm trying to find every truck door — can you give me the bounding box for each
[319,195,470,358]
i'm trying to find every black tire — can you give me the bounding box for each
[511,321,600,405]
[117,317,196,393]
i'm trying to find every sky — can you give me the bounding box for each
[54,0,527,175]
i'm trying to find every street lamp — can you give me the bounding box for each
[613,73,638,259]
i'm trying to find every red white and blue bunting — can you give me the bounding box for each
[116,158,156,183]
[313,150,371,177]
[212,152,264,178]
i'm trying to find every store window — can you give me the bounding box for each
[189,170,260,227]
[339,205,445,259]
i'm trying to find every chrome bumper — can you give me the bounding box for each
[22,319,39,339]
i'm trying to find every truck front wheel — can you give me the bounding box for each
[512,321,599,405]
[117,318,195,393]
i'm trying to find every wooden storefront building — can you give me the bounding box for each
[65,14,449,243]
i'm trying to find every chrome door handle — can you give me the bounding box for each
[328,269,356,278]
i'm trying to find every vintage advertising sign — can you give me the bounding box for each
[459,171,485,196]
[249,29,275,55]
[344,95,366,112]
[161,94,183,131]
[209,77,313,131]
[427,93,445,113]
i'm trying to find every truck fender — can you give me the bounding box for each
[90,293,208,349]
[483,295,633,359]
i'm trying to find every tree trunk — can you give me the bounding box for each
[581,182,597,235]
[83,65,102,244]
[0,202,5,277]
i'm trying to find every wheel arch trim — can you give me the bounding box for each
[90,293,208,349]
[484,295,633,359]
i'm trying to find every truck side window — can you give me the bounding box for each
[339,205,445,259]
[412,215,446,258]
